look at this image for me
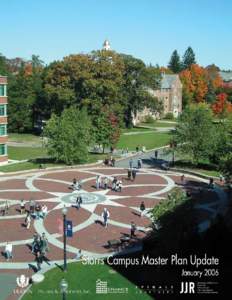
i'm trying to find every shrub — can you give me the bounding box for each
[164,112,174,120]
[144,115,155,124]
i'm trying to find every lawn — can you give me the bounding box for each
[117,132,170,151]
[139,122,176,128]
[8,133,42,144]
[8,146,48,161]
[22,262,151,300]
[173,160,220,177]
[121,127,155,133]
[0,151,107,173]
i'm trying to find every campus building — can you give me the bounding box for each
[219,71,232,88]
[133,73,183,125]
[0,76,8,164]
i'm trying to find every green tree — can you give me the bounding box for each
[43,107,92,164]
[182,47,196,70]
[168,50,182,73]
[173,103,215,164]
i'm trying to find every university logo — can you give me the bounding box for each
[16,275,30,288]
[96,279,108,294]
[180,282,195,294]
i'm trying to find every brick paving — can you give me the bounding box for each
[0,166,224,300]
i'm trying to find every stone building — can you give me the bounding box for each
[219,71,232,88]
[0,75,8,164]
[133,73,182,125]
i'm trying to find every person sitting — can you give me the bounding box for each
[70,178,79,190]
[115,180,122,192]
[5,242,13,261]
[112,177,117,191]
[103,177,109,189]
[73,249,83,260]
[41,205,48,218]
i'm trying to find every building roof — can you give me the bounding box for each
[161,74,179,89]
[219,71,232,82]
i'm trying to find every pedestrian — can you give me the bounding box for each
[75,195,82,210]
[126,147,129,154]
[129,159,133,169]
[111,157,115,167]
[40,233,49,256]
[2,200,9,216]
[142,145,146,152]
[41,204,48,218]
[20,199,26,214]
[128,169,132,180]
[154,150,158,159]
[103,177,109,189]
[35,251,43,271]
[25,212,31,229]
[140,201,146,217]
[137,158,142,169]
[29,199,35,214]
[130,222,137,237]
[5,242,13,261]
[96,175,100,190]
[136,145,139,152]
[132,168,137,181]
[181,174,185,185]
[102,208,110,228]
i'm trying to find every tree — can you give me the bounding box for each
[182,47,196,69]
[220,153,232,182]
[43,107,92,164]
[180,64,208,105]
[93,109,120,153]
[168,50,182,73]
[212,93,232,118]
[173,104,215,164]
[120,54,162,126]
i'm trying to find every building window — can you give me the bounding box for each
[0,104,7,116]
[0,144,6,156]
[0,124,7,136]
[0,85,7,96]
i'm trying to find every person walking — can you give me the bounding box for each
[137,158,142,169]
[112,177,117,191]
[132,168,137,181]
[25,212,31,229]
[102,208,110,228]
[154,150,158,159]
[96,175,100,190]
[130,222,137,237]
[35,251,43,271]
[129,159,133,169]
[5,242,13,261]
[140,201,146,217]
[20,199,26,214]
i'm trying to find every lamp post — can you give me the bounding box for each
[62,206,68,272]
[60,278,68,300]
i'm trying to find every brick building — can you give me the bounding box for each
[133,74,182,125]
[0,76,8,164]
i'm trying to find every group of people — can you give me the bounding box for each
[31,233,49,271]
[96,175,122,192]
[20,200,48,228]
[104,156,115,167]
[70,178,82,191]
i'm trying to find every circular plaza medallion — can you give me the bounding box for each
[61,191,107,205]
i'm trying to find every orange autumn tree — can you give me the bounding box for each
[180,64,208,105]
[212,93,232,118]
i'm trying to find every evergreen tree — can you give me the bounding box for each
[182,47,196,69]
[168,50,181,73]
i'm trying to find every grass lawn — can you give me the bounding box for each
[22,262,151,300]
[121,127,155,133]
[8,146,48,161]
[174,160,220,177]
[0,151,107,173]
[8,133,42,143]
[139,122,176,128]
[117,132,170,151]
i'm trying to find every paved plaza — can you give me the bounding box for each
[0,165,227,299]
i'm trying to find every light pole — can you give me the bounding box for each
[60,278,68,300]
[62,206,68,272]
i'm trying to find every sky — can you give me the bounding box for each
[1,0,231,69]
